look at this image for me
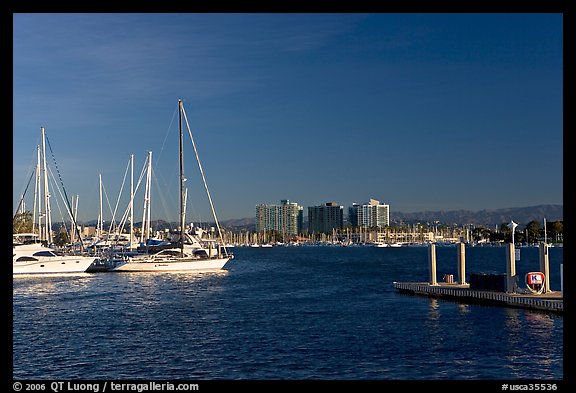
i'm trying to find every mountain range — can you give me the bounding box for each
[390,204,563,227]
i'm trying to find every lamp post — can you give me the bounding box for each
[506,220,518,293]
[508,220,518,245]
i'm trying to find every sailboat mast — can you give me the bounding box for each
[130,154,134,250]
[179,99,185,257]
[41,127,52,244]
[98,173,103,239]
[33,144,40,236]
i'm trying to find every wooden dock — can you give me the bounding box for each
[393,282,563,313]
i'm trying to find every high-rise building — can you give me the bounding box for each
[255,199,303,235]
[308,202,344,234]
[348,198,390,228]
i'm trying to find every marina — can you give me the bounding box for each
[12,13,564,383]
[13,100,232,275]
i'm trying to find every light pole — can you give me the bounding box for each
[506,220,519,293]
[508,220,518,245]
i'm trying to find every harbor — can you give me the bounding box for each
[393,241,563,314]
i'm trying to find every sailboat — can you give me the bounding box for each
[13,128,98,275]
[111,99,233,272]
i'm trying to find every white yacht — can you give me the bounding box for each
[13,235,97,275]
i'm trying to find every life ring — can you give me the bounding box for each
[525,272,545,294]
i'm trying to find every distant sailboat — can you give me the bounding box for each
[111,99,233,272]
[372,242,388,248]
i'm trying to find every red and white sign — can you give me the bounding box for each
[527,272,544,285]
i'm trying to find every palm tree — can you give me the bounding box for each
[13,211,33,234]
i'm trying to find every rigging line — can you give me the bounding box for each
[44,133,84,250]
[152,108,181,216]
[101,170,127,237]
[13,169,35,222]
[181,104,227,254]
[150,165,177,231]
[117,155,149,234]
[100,179,117,237]
[46,165,71,238]
[107,157,132,239]
[113,157,137,240]
[153,103,179,175]
[15,145,40,206]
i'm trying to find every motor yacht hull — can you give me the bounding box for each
[13,256,97,275]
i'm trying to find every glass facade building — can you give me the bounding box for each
[255,200,304,235]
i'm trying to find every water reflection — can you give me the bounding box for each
[13,275,94,297]
[503,308,563,378]
[115,269,228,286]
[428,298,440,319]
[457,303,470,315]
[525,312,557,339]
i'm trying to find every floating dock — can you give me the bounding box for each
[393,242,563,314]
[393,281,563,313]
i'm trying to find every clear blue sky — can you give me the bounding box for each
[13,13,563,223]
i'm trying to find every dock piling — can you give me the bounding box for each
[539,243,551,293]
[505,243,516,293]
[428,243,438,285]
[457,242,466,285]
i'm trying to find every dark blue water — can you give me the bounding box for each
[13,245,563,380]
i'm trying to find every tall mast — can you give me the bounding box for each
[73,194,79,244]
[98,173,103,238]
[130,154,134,250]
[146,152,152,240]
[179,99,185,257]
[33,144,40,236]
[41,127,52,244]
[70,195,75,243]
[140,151,152,243]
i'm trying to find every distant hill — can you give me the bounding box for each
[218,217,256,231]
[391,204,563,227]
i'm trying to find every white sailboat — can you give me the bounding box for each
[111,99,233,272]
[13,127,99,276]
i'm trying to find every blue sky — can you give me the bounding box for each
[13,13,563,223]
